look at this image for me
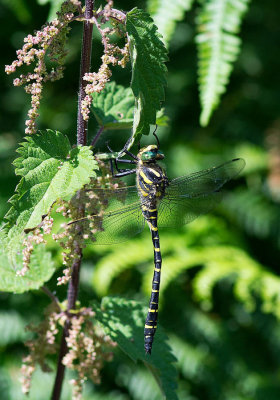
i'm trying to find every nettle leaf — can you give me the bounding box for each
[126,8,168,148]
[3,130,98,267]
[5,130,97,233]
[196,0,250,126]
[92,82,169,132]
[148,0,194,46]
[91,82,135,130]
[94,297,178,400]
[0,231,55,293]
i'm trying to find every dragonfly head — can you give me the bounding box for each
[138,145,165,162]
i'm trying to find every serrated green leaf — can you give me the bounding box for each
[196,0,250,126]
[126,8,168,148]
[3,130,98,268]
[94,297,178,400]
[148,0,194,46]
[0,231,55,293]
[91,82,135,130]
[5,130,98,234]
[91,81,169,133]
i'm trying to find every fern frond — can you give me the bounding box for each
[196,0,250,126]
[93,232,186,297]
[141,250,203,297]
[193,246,280,317]
[92,236,153,296]
[147,0,194,46]
[224,188,280,246]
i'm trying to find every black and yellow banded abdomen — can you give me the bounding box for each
[136,160,168,353]
[142,208,162,354]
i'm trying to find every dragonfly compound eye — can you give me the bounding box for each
[141,151,157,161]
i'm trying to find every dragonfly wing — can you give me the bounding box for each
[158,158,245,228]
[94,202,146,244]
[70,185,146,245]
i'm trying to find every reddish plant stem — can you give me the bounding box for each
[51,1,94,399]
[77,0,94,146]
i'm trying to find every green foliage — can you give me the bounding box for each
[91,82,169,133]
[94,296,178,400]
[0,233,55,293]
[3,130,97,264]
[126,8,168,148]
[91,82,135,130]
[117,366,166,400]
[169,335,207,380]
[225,188,280,246]
[92,214,280,321]
[1,0,31,23]
[196,0,250,126]
[5,130,97,232]
[92,236,153,296]
[2,0,280,398]
[147,0,194,46]
[37,0,65,21]
[0,311,27,346]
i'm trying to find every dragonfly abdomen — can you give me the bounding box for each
[144,210,162,354]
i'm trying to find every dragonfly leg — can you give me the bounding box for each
[109,158,136,178]
[111,169,137,178]
[123,149,138,160]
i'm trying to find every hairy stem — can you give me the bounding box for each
[51,1,94,399]
[77,0,94,146]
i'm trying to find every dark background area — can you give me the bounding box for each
[1,0,280,399]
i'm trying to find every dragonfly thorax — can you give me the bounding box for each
[136,161,169,206]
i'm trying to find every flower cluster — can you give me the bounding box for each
[20,302,61,394]
[63,307,116,400]
[21,302,115,399]
[17,216,54,277]
[53,160,124,285]
[5,1,81,134]
[81,1,130,120]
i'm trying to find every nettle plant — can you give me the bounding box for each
[2,0,251,399]
[2,1,175,399]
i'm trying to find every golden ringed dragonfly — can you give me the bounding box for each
[69,144,245,354]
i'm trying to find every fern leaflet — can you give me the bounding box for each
[196,0,250,126]
[147,0,194,46]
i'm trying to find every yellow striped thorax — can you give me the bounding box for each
[136,145,169,206]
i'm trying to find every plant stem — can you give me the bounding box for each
[41,286,61,309]
[51,1,94,399]
[77,0,94,146]
[91,125,104,147]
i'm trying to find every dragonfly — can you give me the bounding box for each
[68,140,245,354]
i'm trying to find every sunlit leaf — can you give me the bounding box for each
[126,8,168,148]
[94,296,178,400]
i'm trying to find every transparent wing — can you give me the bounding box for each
[69,185,146,245]
[158,158,245,228]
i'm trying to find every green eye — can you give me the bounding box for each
[141,151,156,161]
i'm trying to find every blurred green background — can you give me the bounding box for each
[1,0,280,399]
